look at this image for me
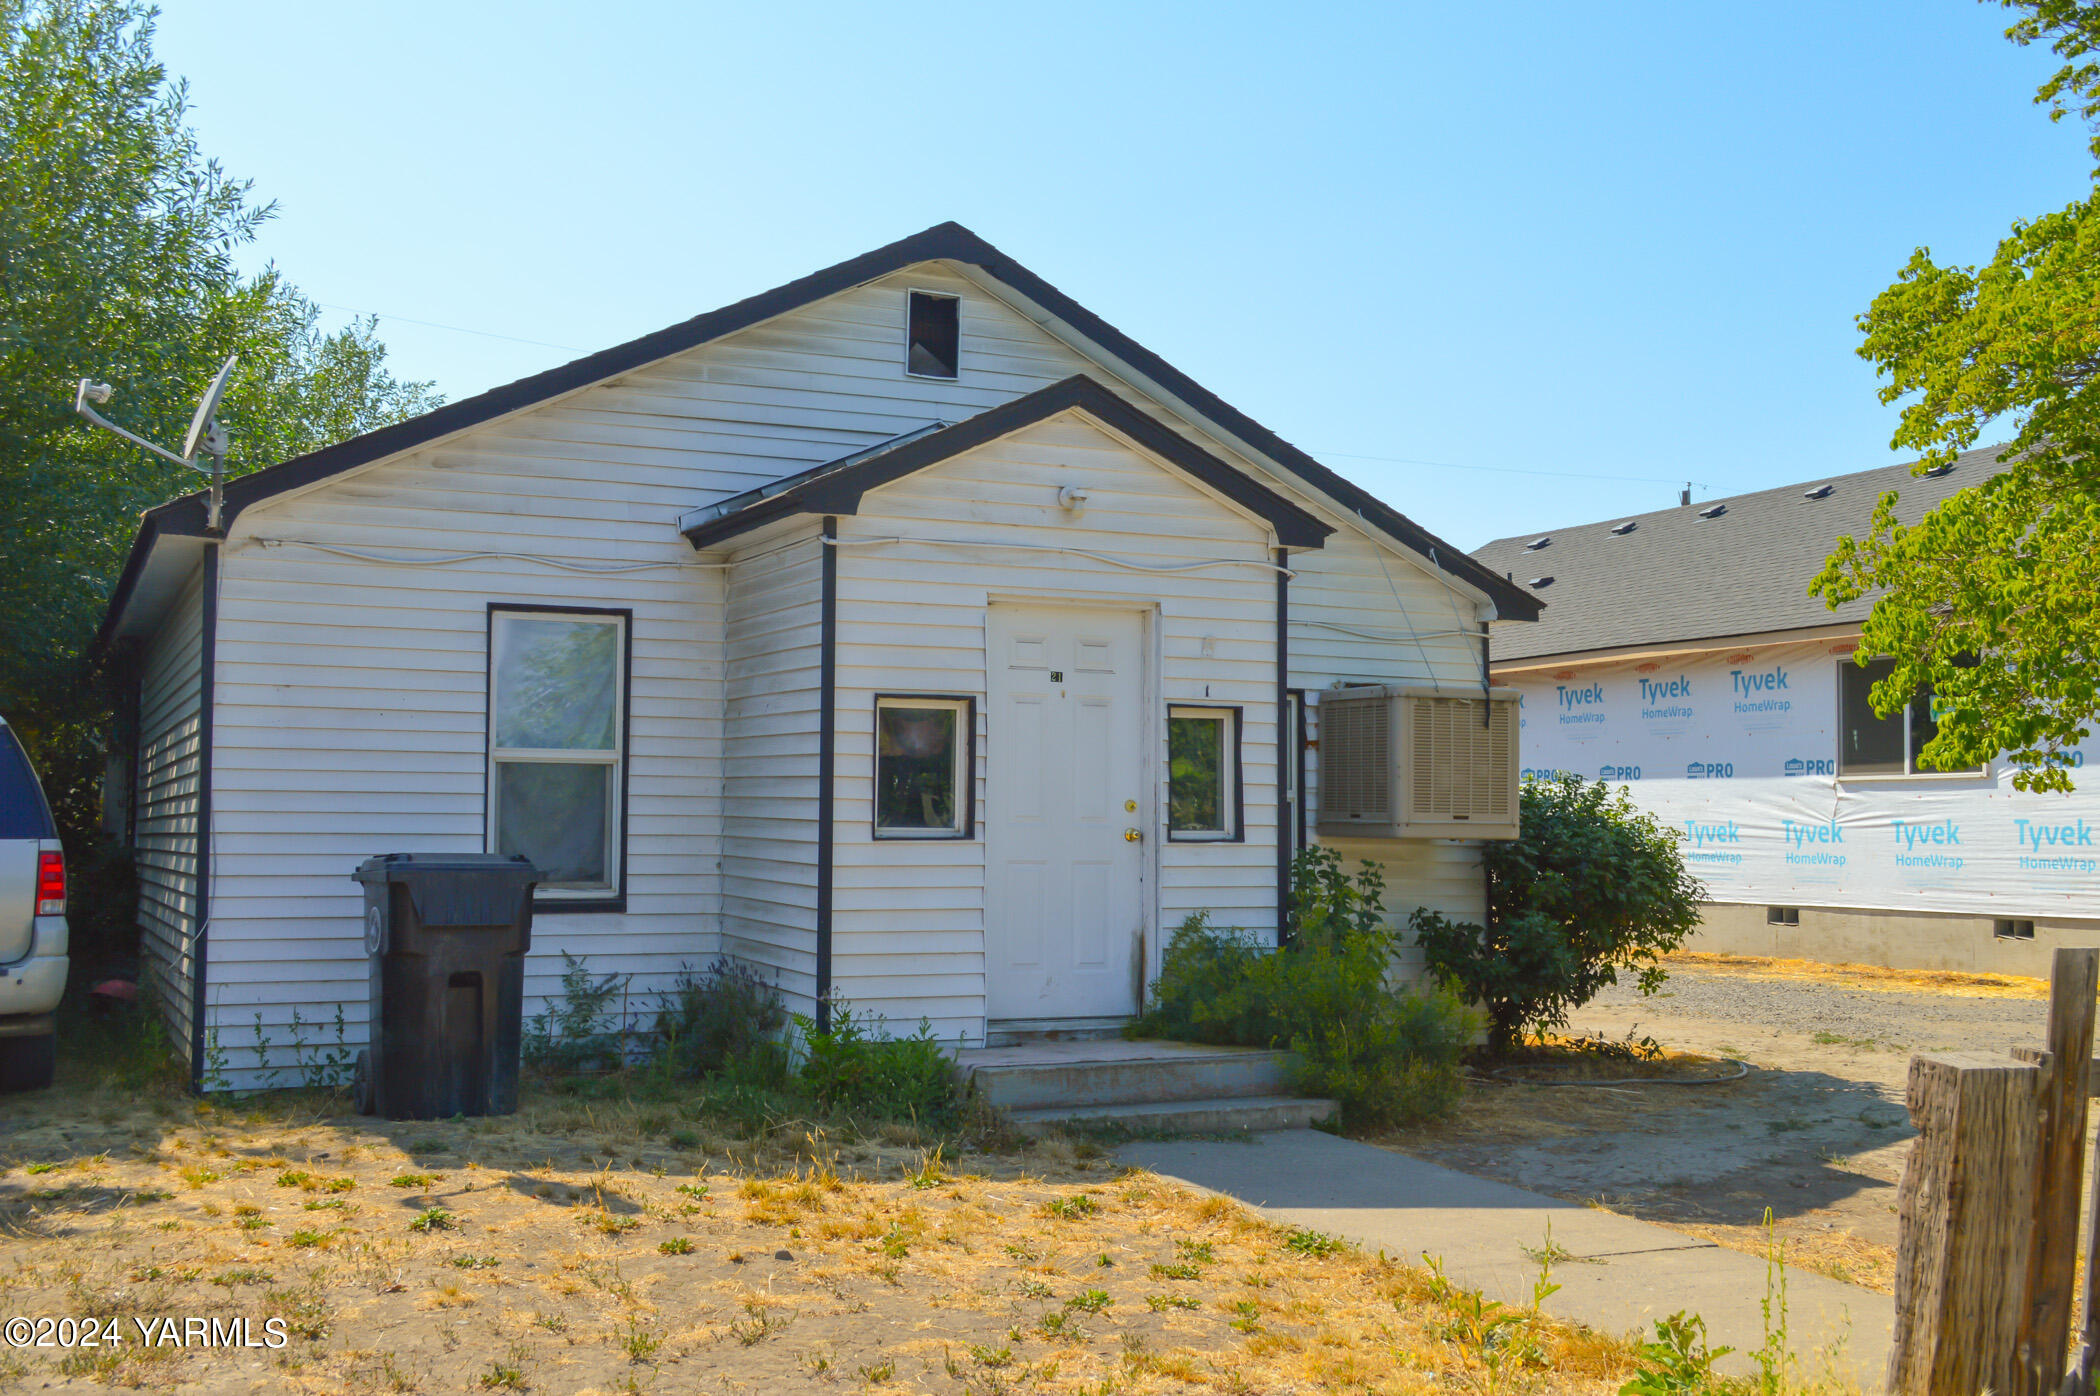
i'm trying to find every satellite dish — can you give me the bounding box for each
[182,355,238,461]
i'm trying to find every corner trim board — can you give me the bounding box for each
[1276,549,1291,942]
[189,543,217,1092]
[815,518,838,1032]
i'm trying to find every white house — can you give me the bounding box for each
[1473,446,2100,976]
[94,223,1538,1089]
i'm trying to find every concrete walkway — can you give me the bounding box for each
[1120,1130,1892,1389]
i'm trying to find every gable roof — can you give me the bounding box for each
[1470,441,2018,664]
[95,222,1536,652]
[679,375,1335,550]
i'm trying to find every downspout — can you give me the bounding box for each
[1275,546,1292,946]
[1480,616,1493,930]
[815,518,838,1032]
[189,543,219,1091]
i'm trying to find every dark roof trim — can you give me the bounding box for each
[96,221,1537,651]
[680,375,1335,550]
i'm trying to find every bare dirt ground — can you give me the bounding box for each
[1380,953,2059,1294]
[0,1069,1639,1395]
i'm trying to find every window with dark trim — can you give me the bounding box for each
[874,695,973,838]
[1838,657,1985,777]
[488,608,628,901]
[906,290,959,379]
[1168,706,1240,840]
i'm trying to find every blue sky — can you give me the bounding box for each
[154,1,2091,550]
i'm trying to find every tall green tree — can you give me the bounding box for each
[0,0,436,845]
[1811,1,2100,792]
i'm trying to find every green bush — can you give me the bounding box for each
[1132,849,1475,1129]
[792,1004,960,1126]
[654,958,786,1079]
[1411,773,1705,1055]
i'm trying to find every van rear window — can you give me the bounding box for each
[0,729,56,840]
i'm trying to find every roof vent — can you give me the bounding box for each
[1923,462,1954,478]
[1697,504,1727,520]
[1609,520,1637,536]
[1804,484,1835,500]
[1528,575,1555,588]
[1524,536,1552,551]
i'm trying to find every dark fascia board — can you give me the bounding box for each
[681,375,1335,551]
[95,221,1537,652]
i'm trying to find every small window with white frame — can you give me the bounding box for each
[1838,657,1986,778]
[1168,706,1240,840]
[874,696,973,838]
[488,608,627,900]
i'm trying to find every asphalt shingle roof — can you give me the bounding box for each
[1470,443,2017,663]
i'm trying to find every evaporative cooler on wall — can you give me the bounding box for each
[1314,686,1520,840]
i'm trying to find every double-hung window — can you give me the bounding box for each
[1168,706,1240,840]
[1838,657,1985,778]
[488,608,627,900]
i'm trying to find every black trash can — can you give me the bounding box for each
[352,853,538,1120]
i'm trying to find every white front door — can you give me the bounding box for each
[985,604,1147,1021]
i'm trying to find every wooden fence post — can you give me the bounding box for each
[2017,948,2099,1396]
[1886,1052,2041,1396]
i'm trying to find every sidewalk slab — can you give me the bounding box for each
[1120,1129,1891,1389]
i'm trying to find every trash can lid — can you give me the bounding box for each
[353,852,538,884]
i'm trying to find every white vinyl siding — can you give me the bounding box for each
[721,531,825,1018]
[133,251,1499,1074]
[134,566,204,1059]
[1290,531,1495,971]
[831,413,1282,1040]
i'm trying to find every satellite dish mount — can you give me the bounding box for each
[74,355,238,532]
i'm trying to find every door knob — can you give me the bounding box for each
[1124,828,1143,843]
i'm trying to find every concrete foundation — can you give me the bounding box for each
[1689,901,2100,977]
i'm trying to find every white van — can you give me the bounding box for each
[0,716,67,1090]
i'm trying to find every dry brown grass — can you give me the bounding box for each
[1668,950,2049,1000]
[0,1072,1648,1394]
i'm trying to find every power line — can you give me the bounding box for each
[319,300,1711,491]
[1313,447,1709,490]
[318,302,585,353]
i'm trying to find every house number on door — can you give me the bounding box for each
[1050,671,1063,682]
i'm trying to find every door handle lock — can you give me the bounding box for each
[1124,827,1143,843]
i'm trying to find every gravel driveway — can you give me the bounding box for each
[1384,960,2063,1294]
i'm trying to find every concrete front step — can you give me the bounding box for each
[1008,1096,1339,1136]
[959,1041,1296,1111]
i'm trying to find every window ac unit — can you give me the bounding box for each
[1314,686,1519,840]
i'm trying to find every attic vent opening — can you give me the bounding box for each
[1697,503,1727,520]
[1923,462,1955,478]
[1528,576,1555,588]
[1609,521,1637,536]
[906,290,959,379]
[1524,536,1552,551]
[1804,484,1835,500]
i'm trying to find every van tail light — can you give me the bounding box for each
[36,851,65,916]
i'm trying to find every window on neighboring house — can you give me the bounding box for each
[906,290,959,379]
[1168,706,1239,840]
[488,608,627,900]
[1838,657,1985,777]
[875,696,972,837]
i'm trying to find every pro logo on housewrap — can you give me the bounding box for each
[1783,757,1836,777]
[1684,761,1735,779]
[1598,764,1642,781]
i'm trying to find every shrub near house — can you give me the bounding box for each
[1135,848,1476,1129]
[1411,774,1704,1054]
